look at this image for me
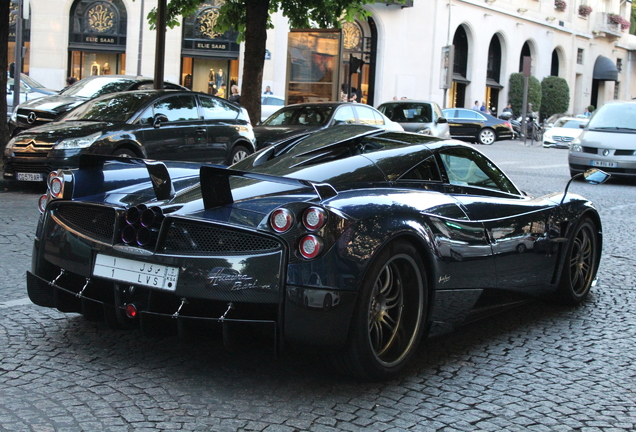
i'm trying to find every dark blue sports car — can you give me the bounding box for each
[27,125,606,379]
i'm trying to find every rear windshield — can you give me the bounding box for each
[60,77,137,98]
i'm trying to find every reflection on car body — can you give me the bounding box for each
[27,125,606,380]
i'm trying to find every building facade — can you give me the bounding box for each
[8,0,636,116]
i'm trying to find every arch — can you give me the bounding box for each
[518,40,538,75]
[551,46,566,77]
[486,33,504,115]
[449,24,472,108]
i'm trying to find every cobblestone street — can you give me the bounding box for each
[1,141,635,431]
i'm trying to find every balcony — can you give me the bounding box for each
[381,0,414,7]
[592,12,623,39]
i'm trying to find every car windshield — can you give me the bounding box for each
[62,92,152,123]
[379,103,433,123]
[554,118,585,128]
[262,105,333,126]
[19,74,46,89]
[60,77,137,98]
[588,103,636,131]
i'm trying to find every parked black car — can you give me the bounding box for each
[28,125,607,380]
[3,90,255,182]
[442,108,514,144]
[8,75,187,136]
[254,101,402,149]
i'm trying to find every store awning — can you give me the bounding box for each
[452,73,471,85]
[593,56,618,81]
[486,78,503,89]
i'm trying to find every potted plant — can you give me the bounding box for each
[555,0,566,12]
[608,13,631,31]
[578,5,592,17]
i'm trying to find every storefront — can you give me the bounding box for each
[181,1,240,99]
[8,1,31,73]
[67,0,127,80]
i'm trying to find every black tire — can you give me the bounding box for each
[329,240,427,380]
[113,148,137,158]
[555,218,599,305]
[228,145,251,165]
[516,243,527,253]
[478,128,496,145]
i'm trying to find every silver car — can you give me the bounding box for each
[377,100,450,138]
[568,100,636,178]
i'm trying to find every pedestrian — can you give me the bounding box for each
[480,101,487,112]
[503,103,513,115]
[473,100,480,110]
[263,85,273,95]
[584,105,594,117]
[229,85,241,104]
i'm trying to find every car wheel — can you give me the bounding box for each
[516,243,527,253]
[228,145,251,165]
[113,148,137,158]
[329,240,427,380]
[555,218,599,305]
[478,128,496,145]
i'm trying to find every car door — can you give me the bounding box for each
[199,95,244,164]
[445,109,483,139]
[331,105,356,125]
[140,93,207,161]
[354,105,382,127]
[437,146,559,293]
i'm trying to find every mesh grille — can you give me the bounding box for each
[55,204,117,243]
[163,219,281,256]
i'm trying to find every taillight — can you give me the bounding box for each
[504,121,512,130]
[48,170,65,198]
[299,234,323,259]
[38,194,48,213]
[302,206,327,231]
[270,208,294,233]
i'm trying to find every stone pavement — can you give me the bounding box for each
[0,141,635,431]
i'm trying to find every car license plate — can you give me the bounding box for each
[16,172,43,182]
[92,254,179,291]
[591,160,618,168]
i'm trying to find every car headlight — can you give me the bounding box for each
[10,106,18,122]
[570,138,582,152]
[4,136,17,151]
[417,128,432,135]
[53,132,101,150]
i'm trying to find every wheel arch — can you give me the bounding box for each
[111,140,146,158]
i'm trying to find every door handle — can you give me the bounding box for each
[196,128,206,135]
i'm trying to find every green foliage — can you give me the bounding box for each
[507,73,542,116]
[540,75,570,120]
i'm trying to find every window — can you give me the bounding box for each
[400,156,442,182]
[201,96,239,120]
[577,48,584,65]
[356,106,382,125]
[438,147,519,194]
[333,106,356,124]
[150,95,199,122]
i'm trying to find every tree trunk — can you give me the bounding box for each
[0,0,10,148]
[241,0,270,125]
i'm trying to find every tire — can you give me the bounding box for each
[478,128,496,145]
[228,145,251,165]
[329,241,427,380]
[533,128,543,142]
[113,148,137,158]
[516,243,527,253]
[555,218,599,305]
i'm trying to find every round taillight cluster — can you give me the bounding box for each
[269,206,328,260]
[47,170,66,199]
[270,208,294,233]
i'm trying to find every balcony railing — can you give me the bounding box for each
[592,12,623,38]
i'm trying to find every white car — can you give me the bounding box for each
[542,117,588,149]
[6,74,58,119]
[261,95,285,122]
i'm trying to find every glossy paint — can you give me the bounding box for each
[27,126,602,351]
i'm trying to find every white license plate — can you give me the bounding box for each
[93,254,179,291]
[16,172,43,182]
[591,160,618,168]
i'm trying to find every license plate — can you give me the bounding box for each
[93,254,179,291]
[16,172,43,182]
[591,160,618,168]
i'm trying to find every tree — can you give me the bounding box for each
[145,0,376,125]
[507,72,541,117]
[540,75,570,120]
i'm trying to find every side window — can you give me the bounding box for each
[356,106,380,126]
[400,156,442,182]
[438,147,519,194]
[333,106,356,124]
[372,109,385,125]
[200,96,239,120]
[153,95,199,122]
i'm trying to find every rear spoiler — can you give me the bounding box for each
[200,165,338,209]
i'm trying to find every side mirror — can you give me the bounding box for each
[153,114,169,128]
[561,168,610,204]
[437,117,448,124]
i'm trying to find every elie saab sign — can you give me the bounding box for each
[181,1,239,58]
[69,0,127,50]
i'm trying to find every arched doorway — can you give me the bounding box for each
[449,25,469,108]
[591,55,618,109]
[486,34,503,115]
[68,0,128,80]
[340,18,376,105]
